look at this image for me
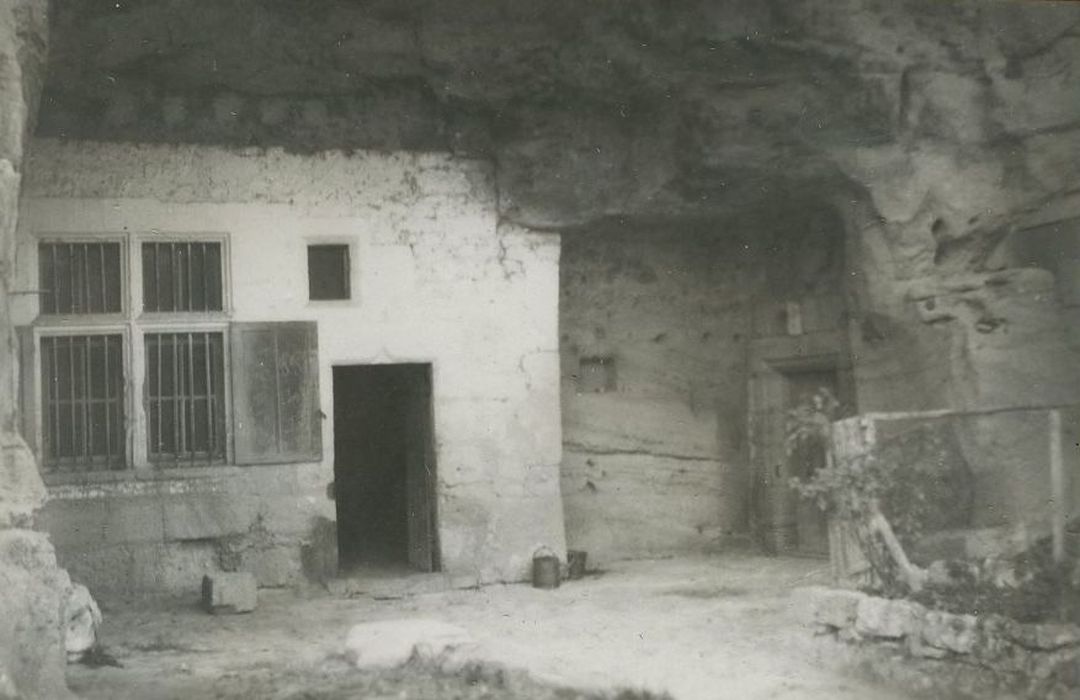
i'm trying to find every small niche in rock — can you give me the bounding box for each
[578,355,617,393]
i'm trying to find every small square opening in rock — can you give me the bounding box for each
[578,356,616,393]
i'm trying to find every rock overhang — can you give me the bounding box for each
[33,0,1080,234]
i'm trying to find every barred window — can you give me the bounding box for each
[39,242,123,315]
[146,332,227,464]
[142,241,223,312]
[29,234,321,475]
[40,334,125,471]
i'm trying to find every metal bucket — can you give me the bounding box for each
[567,550,587,580]
[532,554,561,589]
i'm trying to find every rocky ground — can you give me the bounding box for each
[66,555,914,700]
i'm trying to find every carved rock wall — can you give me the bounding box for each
[0,0,73,698]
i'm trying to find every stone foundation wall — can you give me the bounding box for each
[796,586,1080,699]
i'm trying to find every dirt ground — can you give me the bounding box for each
[68,555,916,699]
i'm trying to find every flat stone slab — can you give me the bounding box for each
[201,572,257,614]
[344,618,475,669]
[792,586,867,629]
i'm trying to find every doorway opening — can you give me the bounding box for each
[332,363,438,573]
[749,350,854,557]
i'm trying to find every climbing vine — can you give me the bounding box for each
[786,387,928,595]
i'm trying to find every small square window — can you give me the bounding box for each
[578,356,617,393]
[308,245,350,300]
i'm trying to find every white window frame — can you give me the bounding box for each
[30,324,132,474]
[32,231,232,479]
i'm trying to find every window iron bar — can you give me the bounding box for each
[146,332,224,465]
[142,242,221,313]
[39,242,120,315]
[41,335,124,471]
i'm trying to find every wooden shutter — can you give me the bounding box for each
[230,322,322,465]
[16,327,37,454]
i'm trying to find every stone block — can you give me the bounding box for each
[344,619,475,669]
[907,634,949,659]
[63,584,102,662]
[163,495,253,541]
[201,572,257,614]
[104,498,165,545]
[854,596,924,639]
[791,586,866,629]
[39,499,109,549]
[1010,623,1080,651]
[973,614,1021,662]
[922,610,978,654]
[133,542,217,596]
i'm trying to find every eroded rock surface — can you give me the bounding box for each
[0,1,72,697]
[36,0,1080,415]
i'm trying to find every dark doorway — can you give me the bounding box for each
[332,364,438,573]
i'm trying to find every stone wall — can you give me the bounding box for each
[795,586,1080,699]
[829,407,1080,567]
[559,207,847,563]
[15,139,565,598]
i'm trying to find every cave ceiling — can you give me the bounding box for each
[36,0,1080,230]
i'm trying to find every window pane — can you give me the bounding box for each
[189,244,206,311]
[308,245,350,300]
[39,243,122,315]
[205,243,223,310]
[142,242,223,312]
[40,334,126,471]
[145,332,226,464]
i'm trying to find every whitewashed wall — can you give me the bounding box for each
[14,139,565,596]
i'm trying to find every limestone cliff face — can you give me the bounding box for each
[1,1,74,698]
[30,0,1080,501]
[22,0,1080,557]
[39,1,1080,225]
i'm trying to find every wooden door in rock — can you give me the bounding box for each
[748,347,853,557]
[332,363,438,572]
